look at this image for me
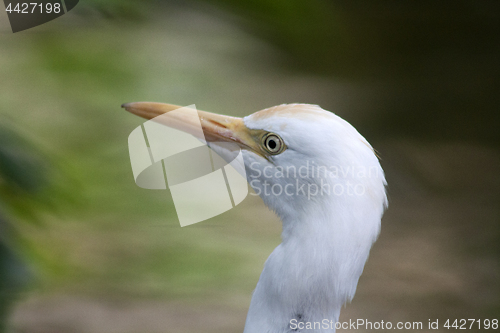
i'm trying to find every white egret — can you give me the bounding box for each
[122,102,387,333]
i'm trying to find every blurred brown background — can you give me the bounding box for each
[0,1,499,332]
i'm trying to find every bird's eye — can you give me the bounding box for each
[262,133,286,155]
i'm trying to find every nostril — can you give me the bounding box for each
[206,119,227,129]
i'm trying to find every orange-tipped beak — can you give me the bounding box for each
[122,102,261,154]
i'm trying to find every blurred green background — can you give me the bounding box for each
[0,1,499,332]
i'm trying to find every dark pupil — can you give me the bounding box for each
[268,139,277,150]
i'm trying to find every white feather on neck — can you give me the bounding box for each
[241,104,387,333]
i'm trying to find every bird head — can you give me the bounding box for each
[123,102,386,225]
[123,102,388,309]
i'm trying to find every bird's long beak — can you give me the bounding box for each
[122,102,260,154]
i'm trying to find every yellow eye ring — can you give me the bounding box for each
[262,133,286,155]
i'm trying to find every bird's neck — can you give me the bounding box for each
[244,195,381,333]
[279,201,374,304]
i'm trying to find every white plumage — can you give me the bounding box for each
[241,104,387,333]
[122,102,387,333]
